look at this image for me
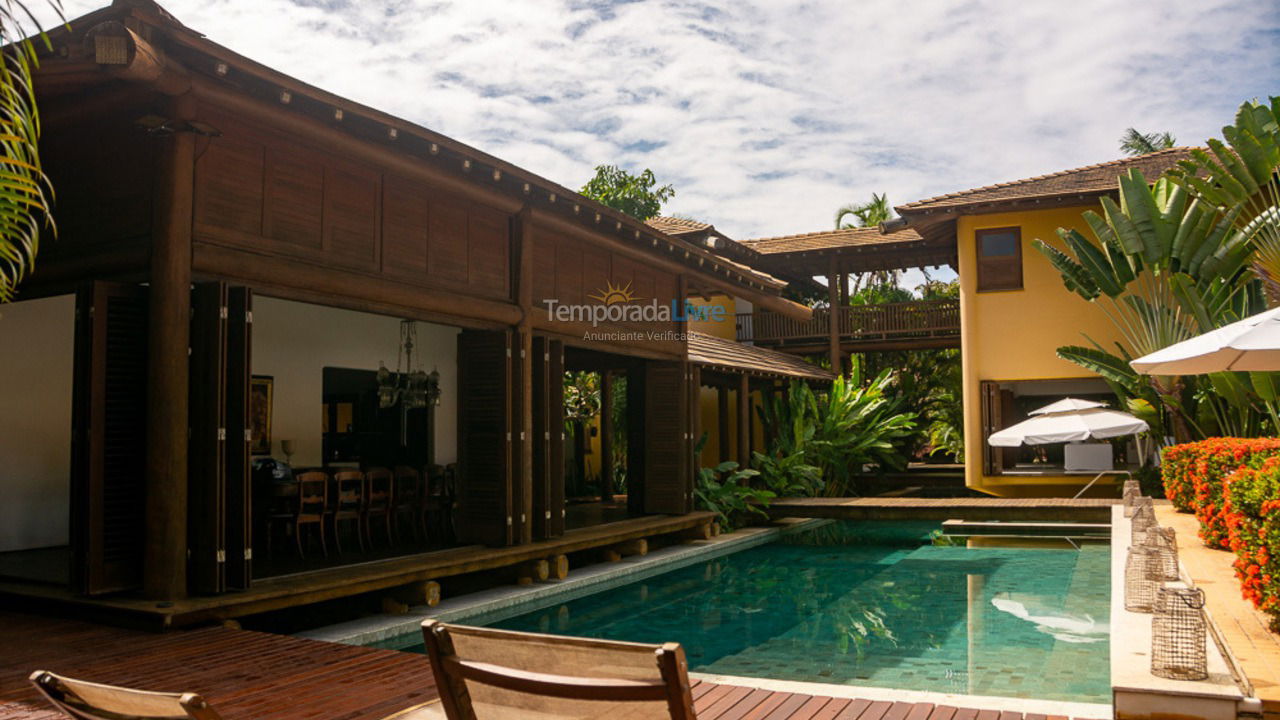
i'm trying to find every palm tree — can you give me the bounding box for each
[834,192,892,229]
[0,1,63,303]
[1119,128,1177,156]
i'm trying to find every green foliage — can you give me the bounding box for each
[0,1,61,303]
[693,435,772,532]
[563,371,600,424]
[751,449,823,497]
[579,164,674,221]
[1032,167,1271,442]
[757,371,917,495]
[835,192,893,229]
[1118,128,1177,157]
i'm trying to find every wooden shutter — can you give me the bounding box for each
[189,282,228,594]
[626,365,646,517]
[71,282,148,595]
[976,227,1023,291]
[224,287,253,588]
[643,361,691,514]
[456,329,513,546]
[531,337,565,540]
[510,330,527,543]
[980,380,1003,476]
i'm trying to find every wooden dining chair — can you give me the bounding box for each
[267,470,327,559]
[28,670,224,720]
[331,469,366,554]
[399,619,697,720]
[364,466,394,548]
[392,465,423,544]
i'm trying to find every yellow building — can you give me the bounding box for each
[723,148,1194,497]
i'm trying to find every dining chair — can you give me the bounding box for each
[267,470,327,559]
[331,469,366,554]
[392,465,423,544]
[28,670,224,720]
[364,466,394,548]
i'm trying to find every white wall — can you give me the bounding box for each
[252,296,459,467]
[0,294,73,552]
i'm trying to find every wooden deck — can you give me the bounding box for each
[0,611,1104,720]
[769,498,1118,523]
[0,513,715,630]
[741,300,961,353]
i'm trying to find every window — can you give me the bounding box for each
[976,227,1022,291]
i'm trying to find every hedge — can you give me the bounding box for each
[1160,438,1280,549]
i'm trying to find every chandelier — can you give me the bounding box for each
[377,320,441,410]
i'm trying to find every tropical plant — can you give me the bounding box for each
[1167,98,1280,306]
[1032,168,1268,441]
[750,449,822,497]
[0,1,62,303]
[563,371,601,494]
[693,435,772,532]
[579,164,674,221]
[757,371,917,495]
[1118,128,1177,157]
[835,192,893,229]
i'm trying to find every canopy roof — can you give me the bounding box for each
[737,227,955,276]
[1130,306,1280,374]
[687,332,834,381]
[988,408,1148,447]
[1028,398,1108,416]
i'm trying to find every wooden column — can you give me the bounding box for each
[828,256,841,376]
[838,272,849,306]
[144,93,196,600]
[600,371,614,497]
[737,374,750,468]
[716,386,730,463]
[515,207,534,544]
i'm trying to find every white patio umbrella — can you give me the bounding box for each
[1028,398,1107,416]
[1129,306,1280,375]
[988,407,1149,447]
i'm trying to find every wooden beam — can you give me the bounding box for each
[144,93,195,601]
[827,256,841,377]
[84,21,191,95]
[737,373,750,468]
[716,386,729,463]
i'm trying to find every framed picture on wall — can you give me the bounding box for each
[250,375,274,456]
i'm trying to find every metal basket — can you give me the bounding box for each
[1125,545,1162,613]
[1131,498,1156,545]
[1152,584,1208,681]
[1143,526,1180,580]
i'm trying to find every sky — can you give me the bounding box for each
[47,0,1280,288]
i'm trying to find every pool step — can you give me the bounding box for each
[940,519,1110,537]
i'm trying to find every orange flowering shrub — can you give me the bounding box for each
[1224,457,1280,622]
[1160,438,1280,549]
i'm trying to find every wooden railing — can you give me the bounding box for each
[739,298,960,345]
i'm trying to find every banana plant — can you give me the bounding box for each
[1167,97,1280,305]
[1033,168,1268,441]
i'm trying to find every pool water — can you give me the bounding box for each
[397,521,1111,703]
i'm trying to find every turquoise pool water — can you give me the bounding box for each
[391,521,1111,703]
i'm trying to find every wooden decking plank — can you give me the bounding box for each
[831,697,872,720]
[699,685,762,720]
[903,702,935,720]
[810,697,852,720]
[734,691,794,720]
[881,700,916,720]
[761,693,815,720]
[854,699,895,720]
[1024,714,1047,720]
[974,710,1001,720]
[926,705,958,720]
[950,708,980,720]
[695,684,739,713]
[787,695,834,719]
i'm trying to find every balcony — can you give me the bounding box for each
[738,298,961,352]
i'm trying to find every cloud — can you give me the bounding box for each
[49,0,1280,243]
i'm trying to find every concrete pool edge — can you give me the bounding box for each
[297,517,828,647]
[690,672,1115,719]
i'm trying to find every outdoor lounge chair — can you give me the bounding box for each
[28,670,223,720]
[387,619,698,719]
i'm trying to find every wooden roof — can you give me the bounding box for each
[39,1,809,318]
[897,147,1196,215]
[741,226,923,254]
[688,331,833,381]
[645,216,713,236]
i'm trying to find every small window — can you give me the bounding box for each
[976,227,1022,291]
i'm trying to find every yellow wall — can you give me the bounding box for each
[688,293,738,339]
[957,206,1125,496]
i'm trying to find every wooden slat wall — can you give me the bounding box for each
[191,107,511,302]
[643,361,691,515]
[70,283,149,596]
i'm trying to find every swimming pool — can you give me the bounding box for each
[386,521,1111,703]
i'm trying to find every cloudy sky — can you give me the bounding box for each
[55,0,1279,246]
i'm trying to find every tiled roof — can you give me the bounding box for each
[740,226,926,255]
[898,147,1196,213]
[688,331,834,381]
[646,216,712,235]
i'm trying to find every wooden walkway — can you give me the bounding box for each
[769,498,1118,523]
[0,611,1105,720]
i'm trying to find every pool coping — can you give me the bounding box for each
[690,672,1115,719]
[297,517,828,646]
